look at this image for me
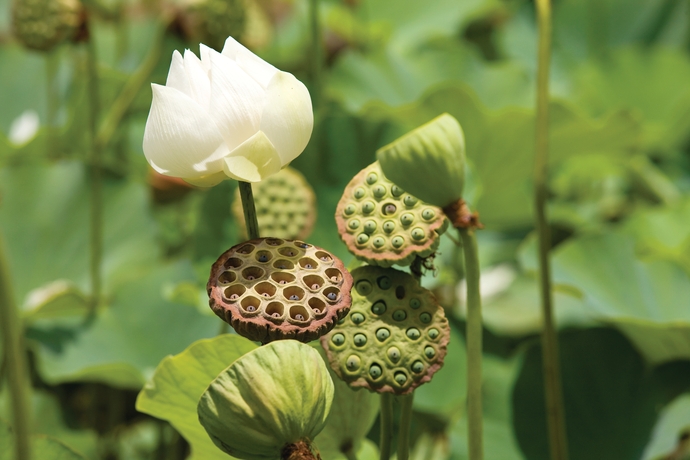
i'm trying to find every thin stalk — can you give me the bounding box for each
[85,26,103,318]
[396,394,414,460]
[379,392,394,460]
[308,0,323,108]
[0,235,32,460]
[534,1,569,459]
[238,182,260,239]
[45,49,60,158]
[458,228,482,460]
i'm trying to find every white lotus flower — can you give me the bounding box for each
[143,37,313,186]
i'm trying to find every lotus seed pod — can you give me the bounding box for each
[198,340,334,460]
[175,0,247,51]
[207,238,353,343]
[233,167,317,241]
[377,113,466,208]
[12,0,81,52]
[320,266,450,395]
[335,162,448,267]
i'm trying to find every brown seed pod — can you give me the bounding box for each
[208,238,353,343]
[320,265,450,395]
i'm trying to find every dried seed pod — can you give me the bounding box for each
[12,0,81,52]
[208,238,353,343]
[320,266,450,395]
[335,162,448,267]
[198,340,334,460]
[233,167,317,241]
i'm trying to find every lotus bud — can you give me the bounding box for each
[198,340,334,460]
[12,0,81,52]
[376,113,466,209]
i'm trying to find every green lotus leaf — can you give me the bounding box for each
[197,340,334,460]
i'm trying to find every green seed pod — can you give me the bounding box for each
[335,162,448,268]
[320,266,450,395]
[12,0,81,52]
[175,0,247,51]
[198,340,334,460]
[208,238,354,344]
[376,113,466,208]
[233,167,316,241]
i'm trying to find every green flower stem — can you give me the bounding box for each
[85,25,103,317]
[396,394,414,460]
[0,235,32,460]
[238,182,260,239]
[45,49,60,158]
[458,228,483,460]
[379,392,394,460]
[308,0,322,108]
[534,1,569,459]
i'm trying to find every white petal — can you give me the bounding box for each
[184,171,227,187]
[199,44,212,73]
[165,50,192,98]
[221,36,278,88]
[183,49,211,108]
[207,48,266,151]
[260,71,313,165]
[222,131,282,182]
[143,84,229,179]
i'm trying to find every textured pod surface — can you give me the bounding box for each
[233,167,316,241]
[335,162,448,267]
[176,0,247,51]
[320,266,450,395]
[208,238,353,343]
[198,340,334,460]
[12,0,80,51]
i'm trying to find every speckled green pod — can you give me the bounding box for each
[320,266,450,395]
[377,113,466,208]
[208,238,353,343]
[12,0,81,52]
[335,162,448,267]
[233,167,316,241]
[176,0,246,51]
[198,340,334,460]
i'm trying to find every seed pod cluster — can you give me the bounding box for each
[335,162,448,267]
[12,0,81,52]
[208,238,353,343]
[233,167,316,241]
[320,266,450,395]
[175,0,247,51]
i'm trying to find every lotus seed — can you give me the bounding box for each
[371,237,383,248]
[422,208,435,220]
[290,295,300,300]
[366,172,378,184]
[393,310,407,321]
[377,276,392,290]
[327,292,338,301]
[391,185,404,197]
[272,312,280,318]
[279,280,287,284]
[348,219,361,230]
[411,228,425,241]
[296,242,310,248]
[406,328,421,340]
[229,294,239,300]
[400,213,414,226]
[354,187,366,199]
[376,328,390,341]
[354,333,367,346]
[313,308,320,314]
[311,283,320,290]
[384,204,397,215]
[295,314,305,321]
[383,221,396,233]
[403,195,418,207]
[246,305,256,312]
[391,236,404,248]
[247,275,255,280]
[262,293,270,297]
[411,361,424,373]
[428,328,439,339]
[356,280,372,295]
[346,355,361,370]
[320,255,331,261]
[369,364,383,379]
[371,301,387,315]
[373,185,386,198]
[420,312,432,323]
[357,233,370,245]
[362,201,375,214]
[351,312,365,324]
[305,263,313,269]
[364,220,377,233]
[258,254,269,262]
[344,204,356,215]
[410,298,421,309]
[394,372,407,385]
[424,346,436,359]
[387,347,401,362]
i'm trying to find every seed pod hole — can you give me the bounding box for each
[224,285,245,301]
[369,364,383,379]
[393,310,407,321]
[224,257,243,269]
[273,259,295,270]
[394,372,408,386]
[406,328,421,340]
[237,244,255,254]
[377,276,392,290]
[382,203,397,215]
[420,312,432,324]
[289,305,310,322]
[332,333,345,346]
[371,300,387,315]
[265,302,284,320]
[279,247,299,257]
[376,328,390,341]
[387,347,401,362]
[356,280,373,295]
[254,282,276,298]
[299,258,318,270]
[353,333,368,347]
[240,296,260,313]
[303,275,324,291]
[346,355,361,371]
[255,251,272,263]
[409,298,421,309]
[265,238,284,246]
[271,272,295,285]
[315,251,332,262]
[309,297,326,315]
[283,286,305,301]
[242,266,265,281]
[424,346,436,359]
[428,328,440,339]
[411,361,424,374]
[350,312,365,324]
[294,241,312,249]
[326,268,342,283]
[218,271,237,284]
[395,286,406,299]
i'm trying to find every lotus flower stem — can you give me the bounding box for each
[379,392,394,460]
[308,0,322,107]
[45,49,60,158]
[396,394,414,460]
[0,235,32,460]
[458,227,483,460]
[534,1,569,459]
[238,182,261,239]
